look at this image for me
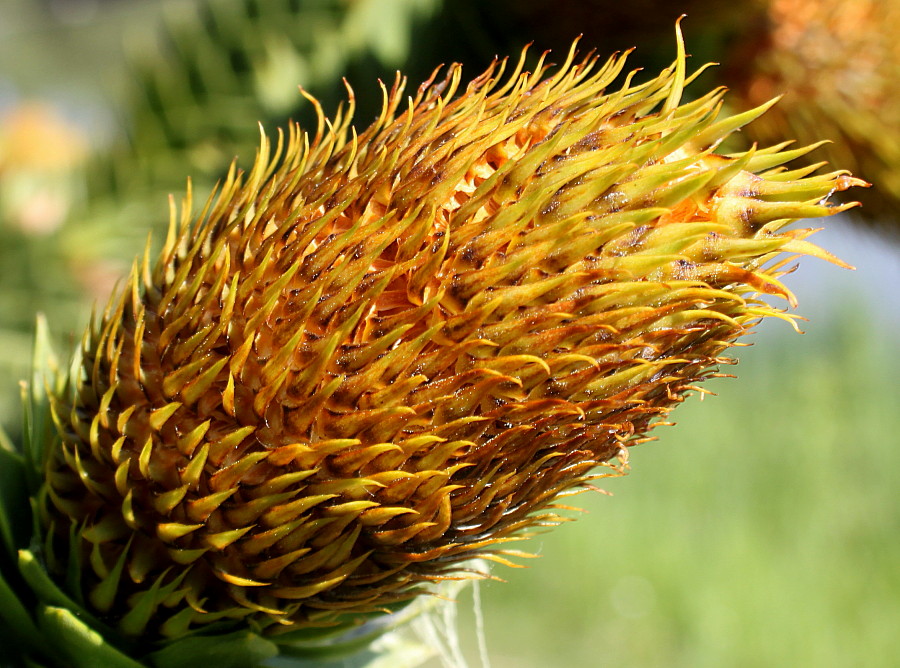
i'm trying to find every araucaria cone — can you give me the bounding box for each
[40,34,862,648]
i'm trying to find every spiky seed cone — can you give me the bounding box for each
[724,0,899,228]
[42,35,862,644]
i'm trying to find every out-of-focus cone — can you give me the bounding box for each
[723,0,900,230]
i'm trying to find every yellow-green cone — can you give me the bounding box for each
[41,34,862,644]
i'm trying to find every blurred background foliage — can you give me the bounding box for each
[0,0,897,666]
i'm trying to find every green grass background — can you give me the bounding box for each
[449,297,899,667]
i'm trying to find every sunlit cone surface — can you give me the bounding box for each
[726,0,898,226]
[44,37,862,640]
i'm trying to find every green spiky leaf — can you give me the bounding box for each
[37,605,143,668]
[145,629,278,668]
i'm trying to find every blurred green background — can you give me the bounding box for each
[1,1,897,666]
[455,293,900,668]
